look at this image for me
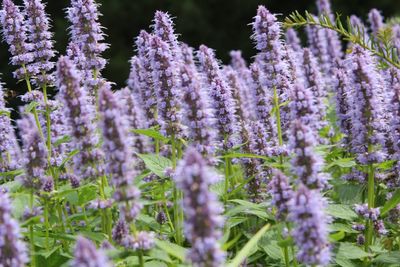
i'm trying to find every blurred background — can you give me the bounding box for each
[1,0,400,96]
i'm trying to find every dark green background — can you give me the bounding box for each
[1,0,399,96]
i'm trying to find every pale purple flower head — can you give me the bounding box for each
[289,185,331,266]
[0,0,33,79]
[197,45,238,147]
[285,28,302,52]
[152,11,182,60]
[316,0,334,21]
[148,35,183,137]
[368,9,384,35]
[122,231,156,251]
[0,190,29,267]
[392,24,400,55]
[175,147,226,267]
[229,50,247,72]
[71,236,112,267]
[17,114,48,190]
[289,120,329,190]
[268,169,293,220]
[23,0,56,86]
[56,56,104,180]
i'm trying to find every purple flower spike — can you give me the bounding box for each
[148,35,183,137]
[368,9,384,36]
[0,190,29,267]
[23,0,56,86]
[285,28,302,53]
[175,147,226,267]
[0,0,33,79]
[289,185,331,266]
[316,0,334,21]
[56,56,104,180]
[17,114,48,190]
[305,22,330,74]
[197,45,238,147]
[268,169,294,220]
[152,11,182,60]
[71,236,112,267]
[289,120,329,190]
[289,82,318,131]
[99,85,143,222]
[0,84,20,172]
[181,64,217,156]
[348,45,387,164]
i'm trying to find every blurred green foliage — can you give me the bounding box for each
[1,0,400,95]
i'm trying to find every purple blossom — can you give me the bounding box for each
[347,45,387,164]
[305,22,330,74]
[268,169,294,220]
[285,28,302,53]
[393,25,400,54]
[289,120,329,190]
[0,190,29,267]
[148,35,183,137]
[23,0,56,86]
[99,85,143,222]
[112,219,129,245]
[368,9,384,36]
[71,236,112,267]
[197,45,238,147]
[56,56,104,180]
[180,64,217,156]
[0,84,20,172]
[152,11,182,60]
[0,0,33,79]
[122,231,155,251]
[289,185,331,266]
[316,0,334,21]
[175,147,225,267]
[17,114,48,190]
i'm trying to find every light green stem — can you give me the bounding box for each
[29,192,36,267]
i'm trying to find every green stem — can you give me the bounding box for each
[171,135,182,245]
[44,197,50,251]
[138,250,144,267]
[29,191,36,267]
[279,224,290,267]
[273,86,284,166]
[365,163,375,252]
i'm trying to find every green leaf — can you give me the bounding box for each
[132,128,169,143]
[373,252,400,264]
[0,109,11,117]
[78,185,97,205]
[330,223,358,233]
[327,158,356,169]
[337,243,372,259]
[54,135,71,147]
[326,204,358,220]
[337,184,363,204]
[0,180,22,192]
[227,224,270,267]
[335,258,357,267]
[381,189,400,216]
[0,169,24,178]
[219,153,268,160]
[25,101,39,113]
[329,230,345,242]
[154,239,187,261]
[137,154,172,178]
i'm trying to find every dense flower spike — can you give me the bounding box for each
[289,120,328,189]
[66,0,108,92]
[99,85,142,222]
[23,0,56,86]
[305,23,330,74]
[148,35,183,137]
[268,169,293,220]
[152,11,182,60]
[0,0,33,79]
[17,114,48,190]
[71,236,112,267]
[180,64,216,155]
[285,28,302,53]
[348,45,387,164]
[289,185,331,266]
[252,5,292,133]
[0,190,29,267]
[0,84,20,172]
[197,45,238,147]
[368,9,384,36]
[316,0,334,21]
[175,148,225,267]
[289,82,318,128]
[56,56,104,180]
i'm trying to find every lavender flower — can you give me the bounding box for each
[393,24,400,55]
[0,84,20,173]
[316,0,334,21]
[17,114,48,190]
[0,0,33,79]
[252,5,292,134]
[99,85,142,222]
[289,120,328,190]
[285,28,302,53]
[289,185,331,266]
[175,148,225,267]
[23,0,56,86]
[122,231,156,251]
[347,45,387,164]
[71,236,111,267]
[268,169,293,220]
[148,35,183,137]
[152,11,182,60]
[112,219,129,245]
[0,190,29,267]
[180,64,216,155]
[368,9,384,36]
[56,56,104,180]
[197,45,238,147]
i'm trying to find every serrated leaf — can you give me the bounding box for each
[155,239,187,261]
[132,128,169,143]
[326,204,358,220]
[337,184,363,204]
[337,242,372,259]
[327,158,356,169]
[373,252,400,264]
[381,189,400,216]
[137,154,172,178]
[335,258,357,267]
